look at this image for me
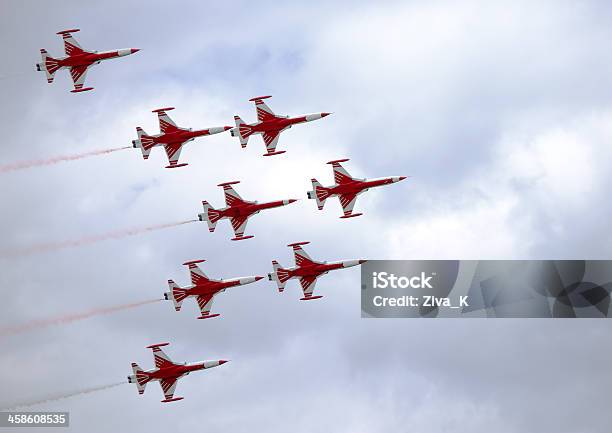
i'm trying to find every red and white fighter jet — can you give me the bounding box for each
[36,29,139,93]
[307,159,407,218]
[230,96,331,156]
[164,259,264,319]
[198,181,297,241]
[128,343,228,403]
[133,107,231,168]
[268,242,367,300]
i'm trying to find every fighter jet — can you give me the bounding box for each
[128,343,228,403]
[132,107,231,169]
[198,181,297,241]
[307,159,407,218]
[230,95,331,156]
[268,241,367,300]
[164,259,264,319]
[36,29,139,93]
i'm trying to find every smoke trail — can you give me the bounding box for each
[0,219,197,258]
[0,382,125,410]
[0,298,163,338]
[0,146,131,173]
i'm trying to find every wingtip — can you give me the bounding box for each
[249,95,272,101]
[146,342,170,349]
[182,259,206,266]
[57,28,80,35]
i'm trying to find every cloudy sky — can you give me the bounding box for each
[1,0,612,431]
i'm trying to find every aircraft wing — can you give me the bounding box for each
[252,97,276,121]
[159,378,179,401]
[330,160,355,184]
[185,262,211,286]
[163,142,185,168]
[69,65,90,92]
[339,193,359,218]
[196,294,215,318]
[58,30,91,56]
[230,216,249,239]
[221,183,246,207]
[262,129,283,155]
[156,109,179,133]
[292,244,319,267]
[149,345,175,369]
[299,276,318,299]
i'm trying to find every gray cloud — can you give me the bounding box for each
[1,1,611,432]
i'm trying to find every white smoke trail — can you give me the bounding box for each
[0,382,126,410]
[0,298,163,338]
[0,219,198,258]
[0,146,131,173]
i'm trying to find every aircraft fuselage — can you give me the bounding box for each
[219,200,293,219]
[56,49,137,68]
[330,177,405,196]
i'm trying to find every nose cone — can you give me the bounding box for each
[359,259,368,264]
[219,360,229,365]
[223,126,232,131]
[399,176,407,181]
[255,276,264,281]
[321,112,332,118]
[131,48,140,54]
[288,199,298,204]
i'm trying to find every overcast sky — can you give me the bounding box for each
[1,0,612,432]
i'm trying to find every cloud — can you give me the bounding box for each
[1,1,612,432]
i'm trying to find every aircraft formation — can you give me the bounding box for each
[33,29,408,403]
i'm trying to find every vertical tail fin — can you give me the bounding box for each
[307,179,331,210]
[166,280,188,311]
[37,49,60,83]
[268,260,291,292]
[231,116,252,148]
[198,201,222,232]
[129,362,149,395]
[133,127,155,160]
